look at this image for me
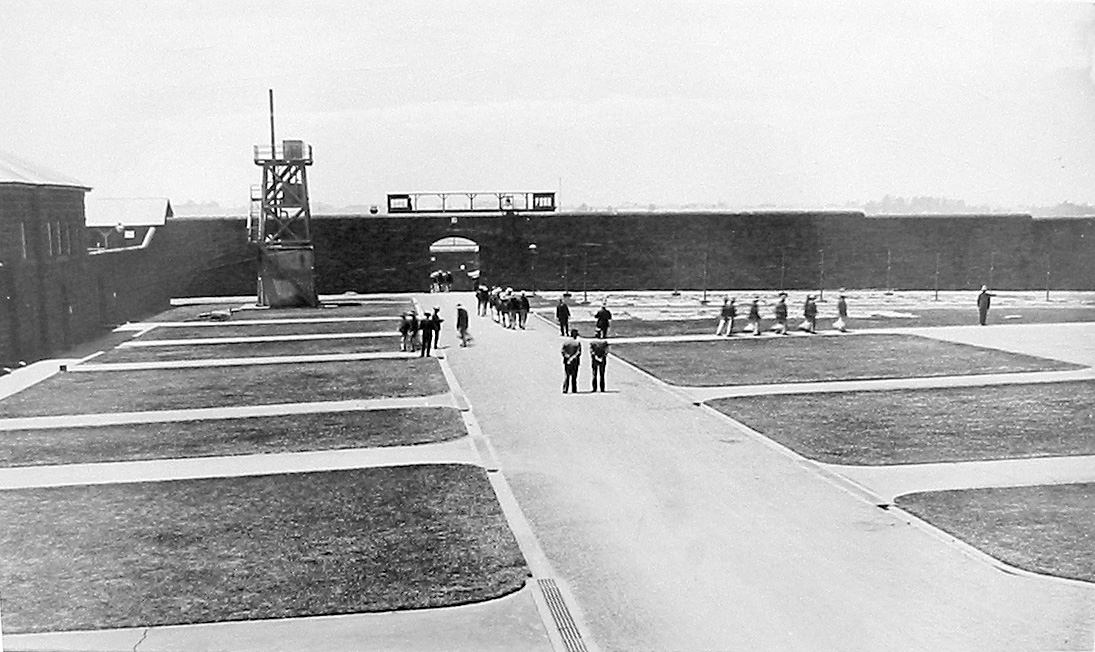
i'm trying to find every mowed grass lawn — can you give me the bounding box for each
[710,382,1095,465]
[897,483,1095,583]
[150,302,410,322]
[136,320,400,340]
[0,359,447,417]
[612,334,1077,386]
[0,408,464,467]
[0,465,529,633]
[95,336,399,363]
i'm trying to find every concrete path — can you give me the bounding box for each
[119,331,395,347]
[0,394,458,431]
[829,455,1095,504]
[430,292,1095,652]
[681,367,1095,401]
[130,315,399,328]
[0,437,481,490]
[6,584,550,652]
[907,322,1095,367]
[75,350,413,372]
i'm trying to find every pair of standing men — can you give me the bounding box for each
[561,330,609,393]
[555,298,612,339]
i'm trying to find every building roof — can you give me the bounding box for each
[85,197,173,228]
[0,150,90,190]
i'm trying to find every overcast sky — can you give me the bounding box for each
[4,0,1095,210]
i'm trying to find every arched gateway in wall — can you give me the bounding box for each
[428,236,481,292]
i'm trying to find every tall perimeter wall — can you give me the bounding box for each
[162,211,1095,296]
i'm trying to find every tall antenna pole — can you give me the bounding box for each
[269,89,277,156]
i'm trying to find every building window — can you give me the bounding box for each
[44,223,53,257]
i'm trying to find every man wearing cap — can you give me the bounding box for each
[431,306,444,348]
[456,303,470,347]
[835,291,849,332]
[556,298,571,336]
[977,285,995,326]
[419,310,434,357]
[561,329,582,394]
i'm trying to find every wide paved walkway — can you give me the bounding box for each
[433,292,1095,652]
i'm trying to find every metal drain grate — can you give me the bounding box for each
[538,578,588,652]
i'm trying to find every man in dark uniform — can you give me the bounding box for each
[456,303,470,347]
[518,291,531,329]
[419,311,433,357]
[589,337,609,392]
[594,301,612,339]
[556,298,571,336]
[561,329,581,394]
[431,306,444,348]
[977,285,995,325]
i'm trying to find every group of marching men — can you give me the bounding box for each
[475,285,532,330]
[714,291,849,336]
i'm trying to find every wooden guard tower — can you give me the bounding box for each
[248,90,319,307]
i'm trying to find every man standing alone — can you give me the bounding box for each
[556,298,571,336]
[977,285,995,325]
[456,303,469,347]
[518,291,531,329]
[561,329,581,394]
[589,337,609,392]
[594,301,613,339]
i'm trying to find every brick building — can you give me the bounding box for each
[0,151,92,367]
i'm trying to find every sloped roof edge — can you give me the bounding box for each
[0,149,90,190]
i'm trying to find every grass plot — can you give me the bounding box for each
[613,334,1076,386]
[710,382,1095,465]
[896,483,1095,583]
[0,465,529,633]
[0,408,465,467]
[0,359,448,417]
